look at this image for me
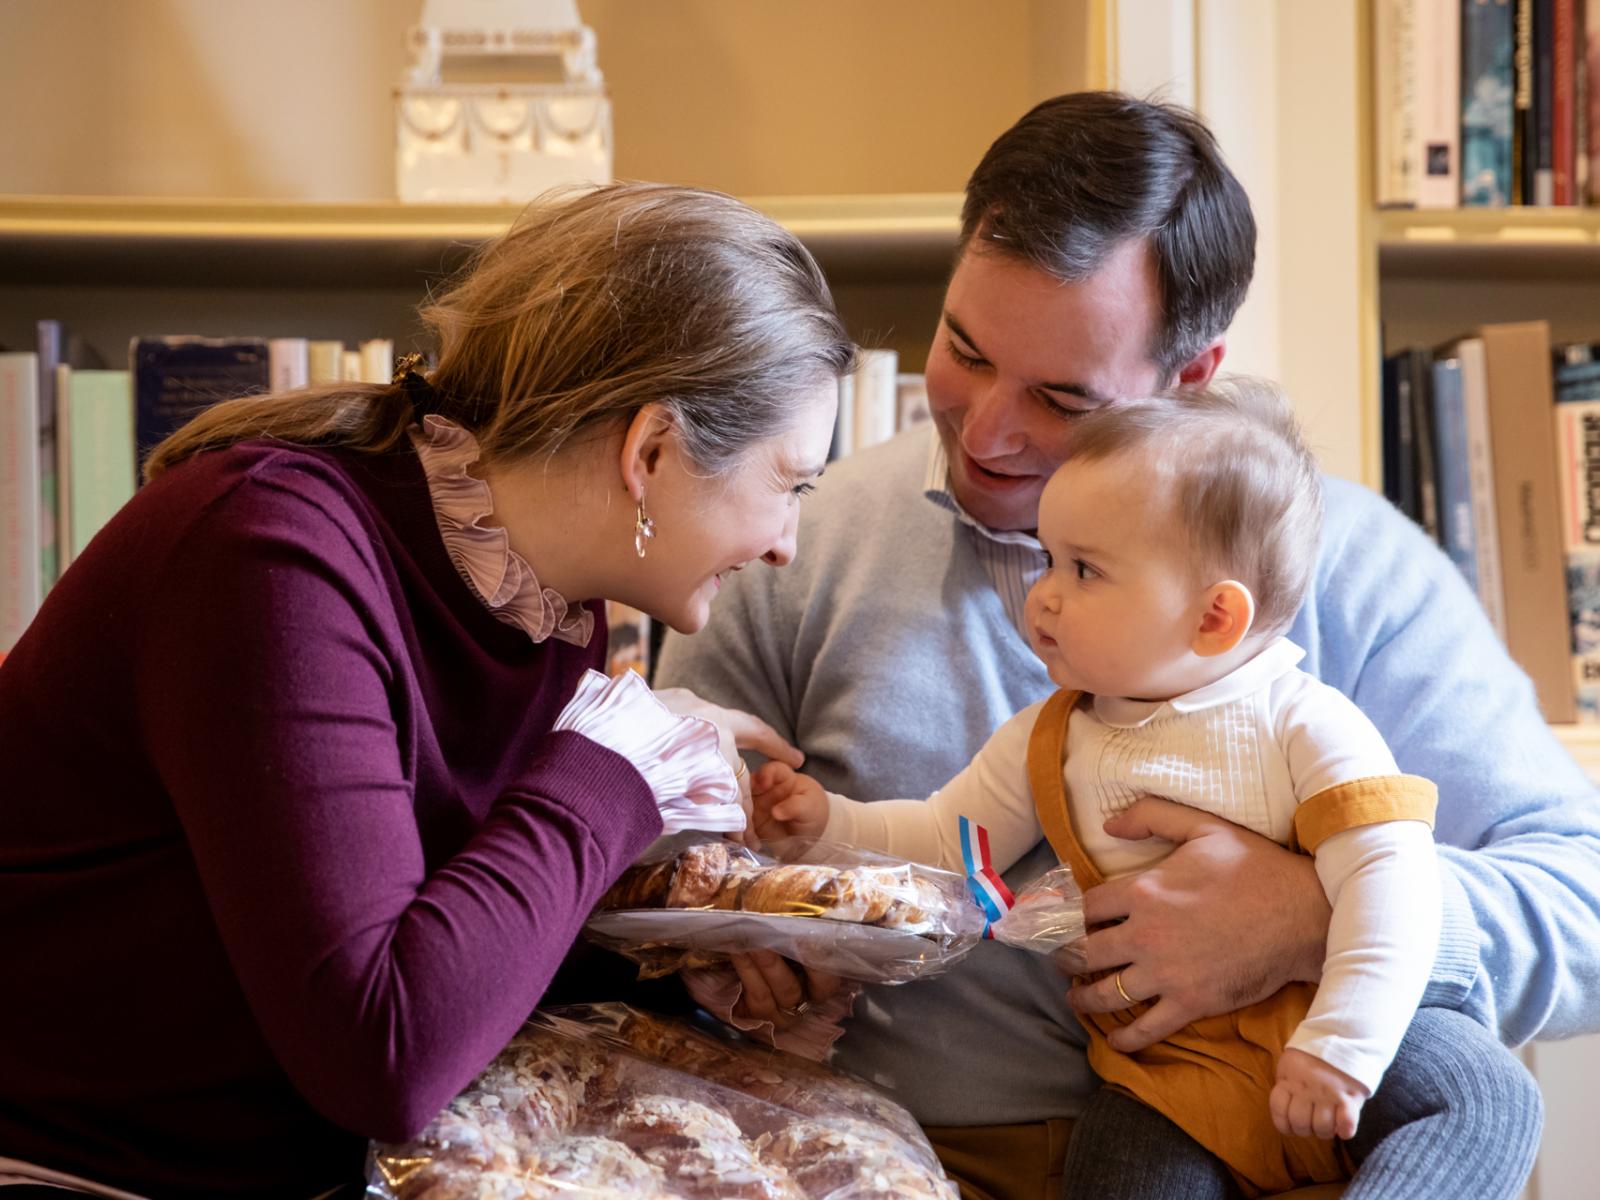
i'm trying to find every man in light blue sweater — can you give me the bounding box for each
[656,93,1600,1198]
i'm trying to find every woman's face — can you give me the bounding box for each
[642,378,838,634]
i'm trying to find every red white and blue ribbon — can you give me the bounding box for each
[960,815,1016,938]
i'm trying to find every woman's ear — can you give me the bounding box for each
[617,403,674,502]
[1192,580,1256,657]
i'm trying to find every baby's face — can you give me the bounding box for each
[1024,454,1207,701]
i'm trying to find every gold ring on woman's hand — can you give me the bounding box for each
[777,1000,811,1018]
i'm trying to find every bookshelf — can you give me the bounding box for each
[0,192,963,372]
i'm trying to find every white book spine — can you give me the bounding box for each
[268,338,310,391]
[342,351,364,384]
[1376,0,1422,205]
[54,364,73,570]
[359,339,395,385]
[307,340,345,385]
[1,353,43,653]
[896,372,930,431]
[832,373,856,460]
[851,349,899,452]
[1415,0,1462,208]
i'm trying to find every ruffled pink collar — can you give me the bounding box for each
[410,414,594,648]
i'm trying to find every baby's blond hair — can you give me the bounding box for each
[1064,377,1323,638]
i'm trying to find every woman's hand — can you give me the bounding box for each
[1065,796,1330,1053]
[727,950,846,1030]
[655,687,805,847]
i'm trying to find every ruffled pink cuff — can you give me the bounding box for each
[554,670,746,832]
[410,413,593,647]
[681,964,861,1062]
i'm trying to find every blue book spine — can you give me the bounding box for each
[130,337,270,476]
[1462,0,1516,205]
[1431,358,1479,592]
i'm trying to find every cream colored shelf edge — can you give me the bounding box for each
[1553,723,1600,785]
[1377,207,1600,248]
[0,192,963,245]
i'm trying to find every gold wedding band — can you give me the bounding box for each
[778,1000,811,1018]
[733,759,749,781]
[1113,970,1134,1006]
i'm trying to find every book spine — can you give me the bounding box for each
[54,364,73,570]
[68,371,136,560]
[1481,321,1574,721]
[1432,357,1480,591]
[1,353,43,655]
[1515,0,1535,202]
[1533,0,1557,203]
[1377,0,1423,206]
[1552,0,1578,202]
[1409,347,1442,543]
[1457,339,1507,636]
[1583,0,1600,203]
[268,338,310,391]
[1462,0,1517,206]
[1418,0,1464,206]
[851,349,899,453]
[1566,553,1600,722]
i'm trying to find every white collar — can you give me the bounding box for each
[1091,638,1307,728]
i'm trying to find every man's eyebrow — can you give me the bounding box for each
[943,311,1113,406]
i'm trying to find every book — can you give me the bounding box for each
[1462,0,1516,206]
[1,353,42,656]
[1455,337,1507,636]
[359,339,395,385]
[1479,321,1574,722]
[1376,0,1422,206]
[1514,0,1535,203]
[1587,0,1600,203]
[308,340,346,384]
[130,336,271,474]
[63,370,136,565]
[830,372,856,461]
[1432,356,1480,593]
[268,338,310,390]
[1566,553,1600,721]
[33,321,104,593]
[1417,0,1463,207]
[851,349,899,453]
[1382,350,1418,519]
[1532,0,1556,204]
[896,373,930,431]
[342,350,363,383]
[1552,0,1579,203]
[1405,346,1441,544]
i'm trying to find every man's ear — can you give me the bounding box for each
[1192,580,1255,657]
[617,403,673,501]
[1174,339,1226,387]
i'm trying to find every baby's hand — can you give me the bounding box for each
[750,761,830,840]
[1271,1048,1368,1141]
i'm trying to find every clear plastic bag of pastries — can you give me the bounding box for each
[582,836,985,984]
[366,1003,958,1200]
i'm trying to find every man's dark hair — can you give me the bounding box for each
[960,91,1256,380]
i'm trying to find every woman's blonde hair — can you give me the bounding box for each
[146,183,855,480]
[1065,376,1323,637]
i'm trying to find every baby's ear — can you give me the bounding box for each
[1192,580,1255,657]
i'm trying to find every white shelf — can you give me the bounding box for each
[1377,209,1600,279]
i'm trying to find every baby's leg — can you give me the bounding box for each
[1343,1006,1542,1200]
[1061,1087,1241,1200]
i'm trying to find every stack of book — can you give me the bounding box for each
[1382,319,1600,721]
[829,349,930,461]
[1376,0,1600,208]
[0,326,398,658]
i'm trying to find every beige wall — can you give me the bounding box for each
[0,0,1088,200]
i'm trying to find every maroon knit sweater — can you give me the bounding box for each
[0,439,662,1197]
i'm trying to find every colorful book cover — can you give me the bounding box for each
[1566,553,1600,721]
[130,336,270,475]
[1463,0,1515,205]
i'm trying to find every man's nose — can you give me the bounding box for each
[960,380,1028,460]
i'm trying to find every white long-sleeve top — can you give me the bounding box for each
[823,638,1441,1093]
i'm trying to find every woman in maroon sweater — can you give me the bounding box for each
[0,184,852,1198]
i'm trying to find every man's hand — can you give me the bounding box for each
[750,762,830,840]
[1271,1048,1367,1141]
[728,950,845,1029]
[1066,797,1330,1053]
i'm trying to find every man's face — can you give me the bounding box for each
[926,241,1169,532]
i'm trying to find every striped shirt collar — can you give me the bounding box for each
[921,434,1045,551]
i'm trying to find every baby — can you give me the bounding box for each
[753,379,1537,1196]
